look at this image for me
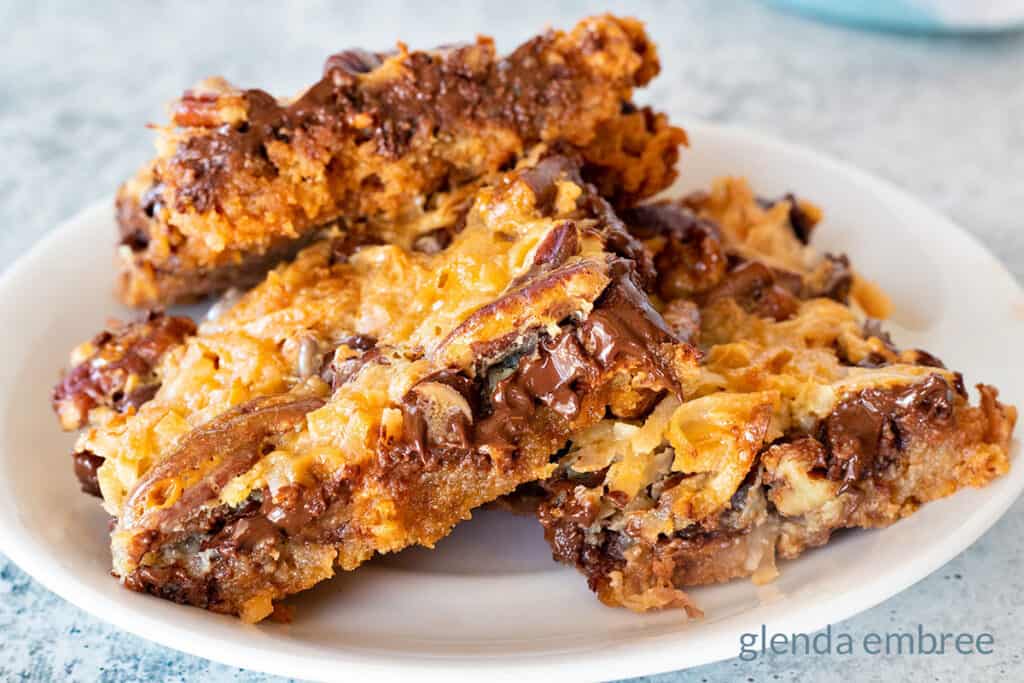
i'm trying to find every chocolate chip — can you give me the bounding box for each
[518,156,581,212]
[72,450,105,497]
[818,375,955,490]
[701,261,799,322]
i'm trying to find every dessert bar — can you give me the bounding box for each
[534,181,1015,612]
[55,154,699,621]
[116,15,685,306]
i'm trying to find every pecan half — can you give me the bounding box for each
[121,394,325,542]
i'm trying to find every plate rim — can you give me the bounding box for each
[0,120,1021,682]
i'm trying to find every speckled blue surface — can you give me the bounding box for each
[1,1,1022,680]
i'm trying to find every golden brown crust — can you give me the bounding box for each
[116,15,686,306]
[66,154,699,621]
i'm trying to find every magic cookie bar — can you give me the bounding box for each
[56,155,699,621]
[116,14,685,306]
[533,182,1015,613]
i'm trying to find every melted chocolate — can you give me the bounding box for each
[757,193,816,244]
[907,348,946,369]
[475,332,599,449]
[124,395,326,538]
[199,477,354,560]
[124,563,215,609]
[574,191,656,289]
[124,250,680,600]
[784,193,815,245]
[535,478,601,565]
[119,185,164,251]
[518,156,582,213]
[260,479,352,538]
[700,261,799,322]
[391,371,478,468]
[854,318,900,368]
[220,516,280,553]
[578,262,678,385]
[623,200,852,309]
[52,312,196,430]
[316,335,379,388]
[622,203,726,300]
[391,262,679,465]
[862,319,896,349]
[807,253,853,303]
[73,450,105,497]
[140,183,165,219]
[167,34,607,213]
[819,375,955,489]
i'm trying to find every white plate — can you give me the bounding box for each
[0,122,1020,682]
